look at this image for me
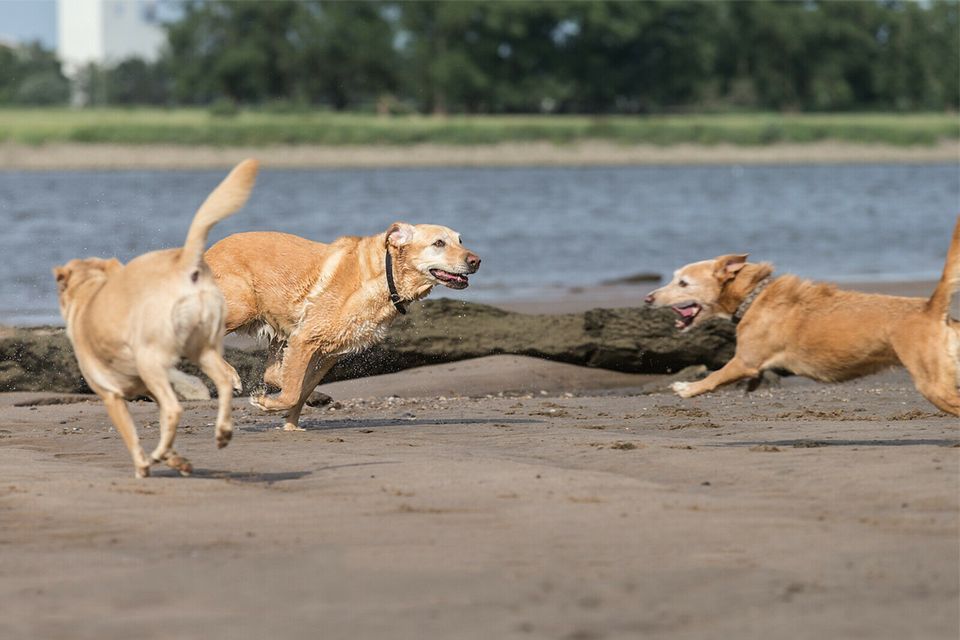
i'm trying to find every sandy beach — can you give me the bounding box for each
[2,352,958,639]
[2,277,958,639]
[1,139,957,170]
[2,3,957,635]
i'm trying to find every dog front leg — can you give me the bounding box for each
[250,336,320,414]
[100,391,152,478]
[280,356,338,431]
[672,356,759,398]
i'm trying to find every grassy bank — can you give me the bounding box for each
[0,109,956,147]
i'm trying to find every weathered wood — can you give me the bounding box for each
[0,299,736,394]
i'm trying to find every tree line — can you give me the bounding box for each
[2,0,957,113]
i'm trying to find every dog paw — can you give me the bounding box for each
[215,425,233,449]
[135,465,151,479]
[250,394,291,413]
[282,423,306,432]
[671,381,696,398]
[165,453,193,477]
[154,451,193,477]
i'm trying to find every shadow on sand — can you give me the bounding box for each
[721,438,959,448]
[238,416,540,433]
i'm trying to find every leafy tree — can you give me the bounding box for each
[557,1,722,113]
[165,0,302,103]
[164,0,397,109]
[871,0,959,110]
[6,0,955,113]
[292,1,399,109]
[105,58,171,105]
[0,42,70,105]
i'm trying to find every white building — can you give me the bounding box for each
[57,0,166,76]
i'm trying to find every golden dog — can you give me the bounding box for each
[206,223,480,430]
[645,216,959,415]
[54,159,259,477]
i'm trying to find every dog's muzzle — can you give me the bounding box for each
[430,254,480,290]
[671,302,701,330]
[430,269,470,289]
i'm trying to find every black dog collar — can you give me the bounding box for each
[385,250,407,315]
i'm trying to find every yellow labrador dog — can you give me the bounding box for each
[206,223,480,430]
[645,216,959,416]
[54,159,259,477]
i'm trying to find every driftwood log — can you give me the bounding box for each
[0,299,735,394]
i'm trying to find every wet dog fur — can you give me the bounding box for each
[205,223,480,430]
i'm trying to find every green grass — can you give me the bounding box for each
[0,108,956,147]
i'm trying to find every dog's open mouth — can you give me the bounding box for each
[671,302,701,329]
[430,268,469,289]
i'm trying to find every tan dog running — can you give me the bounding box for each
[645,216,960,415]
[54,159,259,477]
[206,223,481,430]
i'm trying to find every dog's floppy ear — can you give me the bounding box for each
[713,254,749,282]
[386,222,415,248]
[53,266,71,293]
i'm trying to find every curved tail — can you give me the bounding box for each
[180,159,259,269]
[926,215,960,320]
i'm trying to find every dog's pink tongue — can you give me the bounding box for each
[678,306,698,318]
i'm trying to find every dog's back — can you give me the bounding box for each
[59,160,259,395]
[206,231,351,335]
[53,160,260,476]
[749,275,923,381]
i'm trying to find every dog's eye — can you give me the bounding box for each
[678,279,689,288]
[434,239,446,248]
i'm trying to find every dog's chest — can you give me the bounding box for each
[300,275,399,354]
[333,317,392,354]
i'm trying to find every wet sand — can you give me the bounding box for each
[1,357,957,640]
[1,139,957,170]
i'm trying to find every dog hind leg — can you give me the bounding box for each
[909,374,960,416]
[893,328,960,416]
[100,391,152,478]
[138,357,192,476]
[907,370,960,416]
[198,348,238,448]
[218,360,243,393]
[168,368,211,400]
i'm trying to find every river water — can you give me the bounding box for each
[1,163,956,325]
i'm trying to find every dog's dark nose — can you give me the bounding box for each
[644,293,655,304]
[466,254,481,270]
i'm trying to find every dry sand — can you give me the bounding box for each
[1,355,957,640]
[1,139,958,170]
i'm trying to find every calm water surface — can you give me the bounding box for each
[1,164,957,325]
